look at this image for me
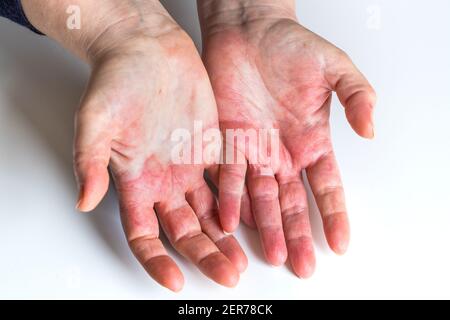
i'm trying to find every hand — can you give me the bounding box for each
[199,0,376,278]
[23,0,247,291]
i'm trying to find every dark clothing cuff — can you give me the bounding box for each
[0,0,43,34]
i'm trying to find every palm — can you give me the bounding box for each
[210,21,334,171]
[75,30,247,290]
[203,19,376,278]
[92,42,216,200]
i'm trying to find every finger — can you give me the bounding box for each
[186,182,248,273]
[117,184,184,292]
[247,166,287,266]
[156,199,239,287]
[219,163,247,233]
[306,152,350,255]
[277,174,315,278]
[74,108,111,212]
[207,167,256,229]
[327,51,377,139]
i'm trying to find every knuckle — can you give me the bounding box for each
[250,177,279,200]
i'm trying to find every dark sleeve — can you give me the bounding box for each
[0,0,43,34]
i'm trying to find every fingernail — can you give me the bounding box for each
[366,121,375,140]
[75,188,83,210]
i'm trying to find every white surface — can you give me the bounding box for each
[1,0,449,299]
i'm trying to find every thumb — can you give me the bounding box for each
[328,51,377,139]
[74,107,112,212]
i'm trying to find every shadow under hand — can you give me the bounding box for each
[0,23,141,281]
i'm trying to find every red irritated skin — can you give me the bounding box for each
[74,26,249,291]
[22,0,248,291]
[199,0,377,278]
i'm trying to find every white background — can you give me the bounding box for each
[0,0,449,299]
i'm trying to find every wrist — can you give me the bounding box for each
[21,0,176,63]
[198,0,297,35]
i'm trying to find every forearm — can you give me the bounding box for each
[21,0,174,63]
[198,0,297,35]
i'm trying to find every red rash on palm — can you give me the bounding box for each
[72,2,374,286]
[206,25,334,171]
[22,0,377,292]
[203,18,375,278]
[74,26,247,291]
